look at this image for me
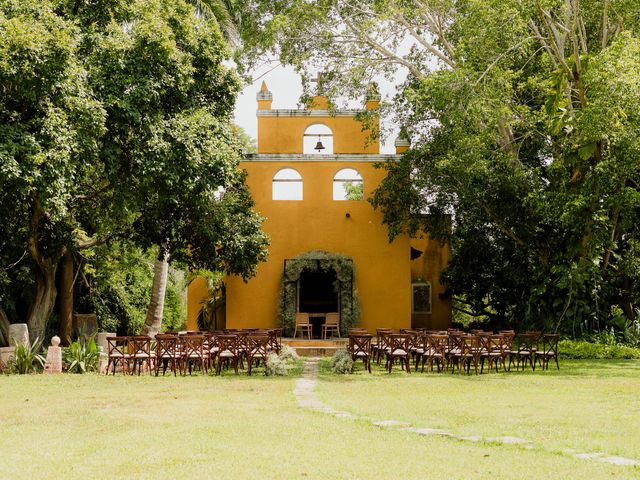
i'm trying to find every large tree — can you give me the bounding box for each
[237,0,640,333]
[0,0,268,342]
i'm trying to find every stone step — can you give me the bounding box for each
[283,338,347,347]
[293,346,341,357]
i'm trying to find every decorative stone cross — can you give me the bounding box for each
[44,336,62,374]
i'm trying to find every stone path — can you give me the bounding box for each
[294,359,640,468]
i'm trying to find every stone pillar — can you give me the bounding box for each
[9,323,29,348]
[44,336,62,374]
[95,332,114,353]
[96,332,114,374]
[74,313,98,343]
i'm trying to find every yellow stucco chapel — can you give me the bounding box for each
[187,81,451,335]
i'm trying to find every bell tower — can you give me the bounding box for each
[255,81,380,155]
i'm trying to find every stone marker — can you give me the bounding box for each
[0,346,15,372]
[44,336,63,374]
[9,323,29,347]
[95,332,115,352]
[74,313,98,343]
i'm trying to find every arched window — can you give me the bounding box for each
[272,168,303,200]
[303,124,334,154]
[333,168,363,200]
[412,281,432,314]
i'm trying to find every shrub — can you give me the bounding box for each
[63,337,100,373]
[330,348,353,374]
[559,340,640,359]
[7,338,45,374]
[265,352,288,376]
[279,345,299,363]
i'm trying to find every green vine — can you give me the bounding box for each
[277,250,360,336]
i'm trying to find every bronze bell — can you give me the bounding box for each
[314,138,325,152]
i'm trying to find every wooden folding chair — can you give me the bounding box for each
[216,334,240,375]
[509,333,538,371]
[421,334,447,373]
[348,334,372,373]
[293,312,312,339]
[537,334,560,370]
[480,334,506,373]
[386,333,412,373]
[322,312,341,339]
[373,329,392,365]
[106,336,131,375]
[154,334,179,376]
[247,334,270,375]
[130,336,153,375]
[180,335,207,375]
[268,328,282,354]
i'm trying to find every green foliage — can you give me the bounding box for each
[7,338,45,375]
[559,340,640,360]
[279,345,299,363]
[240,0,640,334]
[343,181,364,201]
[63,337,99,374]
[264,346,301,376]
[278,251,360,336]
[187,270,225,331]
[0,0,268,340]
[265,352,287,376]
[77,243,185,335]
[330,348,353,374]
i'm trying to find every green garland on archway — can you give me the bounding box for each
[277,250,360,336]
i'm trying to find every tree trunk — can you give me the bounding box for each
[26,263,58,343]
[0,307,10,347]
[141,251,169,337]
[621,276,635,321]
[59,251,74,346]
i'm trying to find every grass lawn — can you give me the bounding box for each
[0,359,638,479]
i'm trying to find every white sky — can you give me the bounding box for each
[233,64,400,154]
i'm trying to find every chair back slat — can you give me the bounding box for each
[348,334,372,356]
[325,313,339,326]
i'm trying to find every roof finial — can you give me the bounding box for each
[257,81,273,104]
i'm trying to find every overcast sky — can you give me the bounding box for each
[232,64,400,154]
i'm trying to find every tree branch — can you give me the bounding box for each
[0,307,10,347]
[344,18,427,80]
[453,297,495,318]
[396,13,455,68]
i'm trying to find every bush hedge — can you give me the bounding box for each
[559,340,640,359]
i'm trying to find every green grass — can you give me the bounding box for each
[318,358,640,461]
[0,360,638,479]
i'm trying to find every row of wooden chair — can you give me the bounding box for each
[346,329,559,375]
[106,329,283,376]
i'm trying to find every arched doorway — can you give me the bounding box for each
[278,251,360,337]
[299,269,339,337]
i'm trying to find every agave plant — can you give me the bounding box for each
[63,337,99,374]
[9,337,45,374]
